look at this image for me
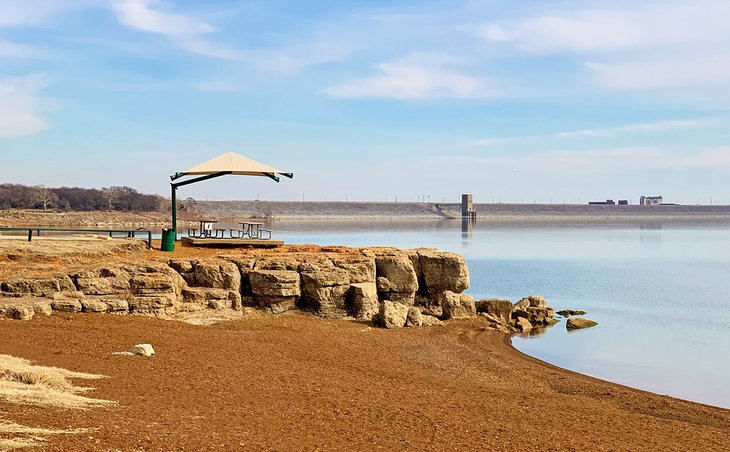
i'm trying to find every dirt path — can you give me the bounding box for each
[0,313,727,451]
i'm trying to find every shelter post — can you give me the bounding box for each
[171,184,177,238]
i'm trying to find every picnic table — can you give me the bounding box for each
[187,220,226,238]
[230,222,271,239]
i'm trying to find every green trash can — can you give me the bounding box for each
[161,228,176,252]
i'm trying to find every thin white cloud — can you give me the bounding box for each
[325,53,495,100]
[584,53,730,90]
[255,41,350,74]
[480,1,730,54]
[0,0,100,27]
[471,119,716,147]
[111,0,243,60]
[0,74,51,138]
[111,0,213,35]
[478,1,730,93]
[0,39,48,59]
[440,147,730,173]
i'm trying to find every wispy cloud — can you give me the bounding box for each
[111,0,212,34]
[480,1,730,93]
[439,147,730,173]
[0,0,100,27]
[479,1,730,54]
[324,53,496,100]
[110,0,244,60]
[471,119,717,147]
[0,74,51,137]
[584,53,730,90]
[0,39,49,59]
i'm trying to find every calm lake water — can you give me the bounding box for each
[272,220,730,409]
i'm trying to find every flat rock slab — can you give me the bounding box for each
[181,237,283,248]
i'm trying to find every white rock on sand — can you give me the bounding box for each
[129,344,155,356]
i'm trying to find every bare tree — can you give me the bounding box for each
[101,186,121,211]
[35,185,58,212]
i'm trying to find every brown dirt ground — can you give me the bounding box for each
[0,313,728,451]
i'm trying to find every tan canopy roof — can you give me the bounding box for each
[178,152,292,180]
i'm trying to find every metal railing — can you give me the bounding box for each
[0,227,153,249]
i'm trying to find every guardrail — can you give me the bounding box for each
[0,227,153,249]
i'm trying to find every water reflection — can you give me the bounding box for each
[461,218,474,246]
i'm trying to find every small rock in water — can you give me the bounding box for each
[557,309,587,317]
[566,317,598,330]
[129,344,155,356]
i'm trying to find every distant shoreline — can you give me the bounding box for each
[3,202,730,227]
[197,200,730,223]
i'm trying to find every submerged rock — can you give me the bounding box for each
[566,317,598,330]
[557,309,587,317]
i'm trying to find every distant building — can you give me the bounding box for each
[618,200,629,205]
[640,196,663,206]
[589,199,616,205]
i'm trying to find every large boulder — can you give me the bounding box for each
[1,275,77,298]
[74,267,131,296]
[566,317,598,330]
[349,283,379,321]
[418,250,469,293]
[248,270,301,314]
[377,300,409,328]
[512,298,530,312]
[51,299,82,313]
[81,300,109,313]
[182,287,241,310]
[193,261,241,292]
[526,295,548,308]
[333,258,376,284]
[248,270,301,297]
[127,264,186,310]
[476,298,513,324]
[100,298,129,313]
[440,292,476,320]
[0,299,54,320]
[514,317,533,333]
[301,268,351,318]
[168,259,196,285]
[228,257,257,295]
[127,296,175,315]
[375,255,418,293]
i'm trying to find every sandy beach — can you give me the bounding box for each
[1,313,728,450]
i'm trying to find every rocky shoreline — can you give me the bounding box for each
[0,240,564,334]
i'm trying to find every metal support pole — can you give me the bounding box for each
[171,184,177,239]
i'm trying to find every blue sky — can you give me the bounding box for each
[1,0,729,204]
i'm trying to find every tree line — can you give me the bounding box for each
[0,184,166,212]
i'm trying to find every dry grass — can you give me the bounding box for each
[0,421,91,450]
[0,354,113,410]
[0,354,114,450]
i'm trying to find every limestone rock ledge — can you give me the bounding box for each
[0,247,482,329]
